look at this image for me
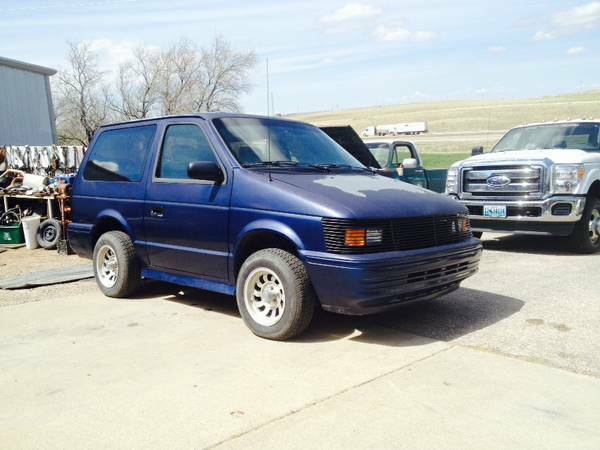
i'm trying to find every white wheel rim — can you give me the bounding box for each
[243,268,286,327]
[589,209,600,244]
[96,244,119,288]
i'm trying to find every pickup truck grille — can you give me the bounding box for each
[322,216,471,254]
[462,165,543,198]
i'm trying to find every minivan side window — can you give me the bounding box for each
[84,125,156,182]
[157,124,218,180]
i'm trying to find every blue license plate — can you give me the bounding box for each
[483,205,507,218]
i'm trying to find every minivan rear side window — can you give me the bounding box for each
[84,125,156,182]
[156,124,218,180]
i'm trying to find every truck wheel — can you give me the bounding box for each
[472,232,483,239]
[93,231,141,297]
[236,248,316,340]
[569,197,600,254]
[37,218,62,249]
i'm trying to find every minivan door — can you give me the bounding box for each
[143,120,231,280]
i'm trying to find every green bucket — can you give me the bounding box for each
[0,223,24,245]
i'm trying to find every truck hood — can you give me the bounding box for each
[462,149,596,165]
[270,172,465,219]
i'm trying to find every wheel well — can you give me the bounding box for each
[588,180,600,199]
[91,218,127,248]
[234,231,299,278]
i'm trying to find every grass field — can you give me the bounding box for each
[292,91,600,135]
[420,152,471,168]
[292,90,600,167]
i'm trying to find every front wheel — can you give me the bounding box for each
[236,249,316,340]
[568,197,600,254]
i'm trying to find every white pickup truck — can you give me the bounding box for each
[446,120,600,253]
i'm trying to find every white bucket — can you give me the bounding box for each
[21,216,41,250]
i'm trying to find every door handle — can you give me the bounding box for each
[150,207,164,218]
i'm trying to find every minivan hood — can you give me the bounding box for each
[271,172,465,219]
[462,149,592,165]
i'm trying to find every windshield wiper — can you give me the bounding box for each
[242,160,299,168]
[308,164,375,173]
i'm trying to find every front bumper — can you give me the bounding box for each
[301,239,482,315]
[454,195,586,236]
[455,195,585,223]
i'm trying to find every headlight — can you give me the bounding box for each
[446,167,459,194]
[344,228,383,247]
[553,164,585,194]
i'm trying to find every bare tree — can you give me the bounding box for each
[54,41,110,146]
[54,36,257,144]
[192,36,257,112]
[159,39,200,115]
[113,46,163,120]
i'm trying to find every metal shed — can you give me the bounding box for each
[0,56,57,146]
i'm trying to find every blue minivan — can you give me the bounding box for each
[69,114,482,340]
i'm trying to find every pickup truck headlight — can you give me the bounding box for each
[445,167,459,194]
[553,164,585,194]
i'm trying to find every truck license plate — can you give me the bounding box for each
[483,205,507,218]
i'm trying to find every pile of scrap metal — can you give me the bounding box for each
[0,169,51,195]
[0,145,85,177]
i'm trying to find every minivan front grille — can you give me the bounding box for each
[462,165,543,198]
[322,216,471,254]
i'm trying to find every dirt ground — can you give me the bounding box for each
[0,246,93,307]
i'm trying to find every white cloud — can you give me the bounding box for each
[534,2,600,41]
[374,25,434,43]
[553,1,600,30]
[488,46,506,54]
[320,3,381,24]
[566,46,586,56]
[532,30,555,41]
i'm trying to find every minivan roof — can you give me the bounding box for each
[99,113,302,129]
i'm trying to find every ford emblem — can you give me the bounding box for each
[486,175,511,187]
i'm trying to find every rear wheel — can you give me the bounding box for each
[236,248,315,340]
[568,197,600,254]
[93,231,141,297]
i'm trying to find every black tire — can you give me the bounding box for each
[472,231,483,239]
[92,231,141,297]
[236,248,316,340]
[568,197,600,254]
[37,218,62,249]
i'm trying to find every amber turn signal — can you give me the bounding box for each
[345,229,366,247]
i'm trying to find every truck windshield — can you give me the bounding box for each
[213,117,364,168]
[493,123,600,152]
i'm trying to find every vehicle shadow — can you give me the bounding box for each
[134,281,524,347]
[481,233,585,256]
[298,287,524,345]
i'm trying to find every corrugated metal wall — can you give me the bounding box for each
[0,65,56,146]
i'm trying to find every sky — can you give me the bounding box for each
[2,0,600,114]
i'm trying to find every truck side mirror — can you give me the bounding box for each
[187,161,224,184]
[402,158,418,169]
[471,146,484,156]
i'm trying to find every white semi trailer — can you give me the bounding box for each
[361,122,428,137]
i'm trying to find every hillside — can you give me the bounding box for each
[291,91,600,135]
[290,91,600,168]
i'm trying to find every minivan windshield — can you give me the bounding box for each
[213,117,365,169]
[493,123,600,152]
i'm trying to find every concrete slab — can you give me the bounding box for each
[0,289,449,449]
[217,346,600,450]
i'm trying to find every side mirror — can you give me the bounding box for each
[187,161,224,184]
[402,158,418,169]
[471,146,484,156]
